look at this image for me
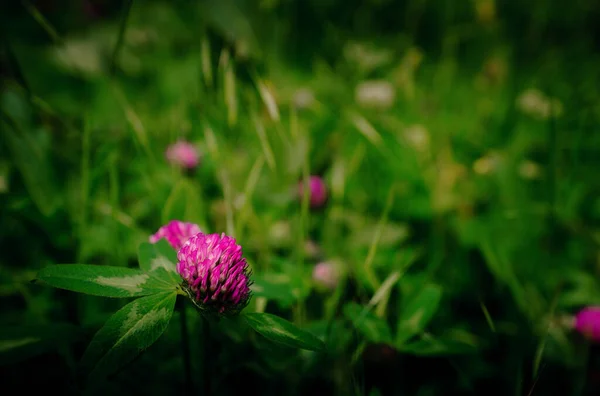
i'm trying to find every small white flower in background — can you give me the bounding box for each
[518,160,542,180]
[292,88,316,110]
[473,152,503,175]
[403,124,430,151]
[304,240,322,260]
[343,41,393,73]
[126,28,158,47]
[516,89,563,120]
[355,80,396,109]
[268,221,292,246]
[52,39,103,76]
[233,194,246,210]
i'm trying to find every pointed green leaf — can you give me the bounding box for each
[243,312,325,352]
[36,264,177,297]
[138,240,177,272]
[396,284,442,345]
[80,291,177,382]
[137,240,181,286]
[343,302,392,343]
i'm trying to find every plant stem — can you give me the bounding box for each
[202,315,211,396]
[22,0,62,44]
[110,0,134,76]
[179,300,192,396]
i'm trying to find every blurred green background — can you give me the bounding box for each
[2,0,600,395]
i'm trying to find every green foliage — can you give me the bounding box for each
[400,328,480,356]
[1,114,60,217]
[244,312,325,351]
[251,272,304,308]
[343,302,392,344]
[2,0,600,394]
[29,241,183,388]
[396,283,443,346]
[161,178,207,228]
[80,291,177,382]
[0,323,82,366]
[137,240,182,287]
[34,238,326,387]
[36,264,177,297]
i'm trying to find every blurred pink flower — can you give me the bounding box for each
[312,262,339,290]
[166,141,200,169]
[149,220,202,251]
[298,176,328,208]
[177,233,252,316]
[574,306,600,342]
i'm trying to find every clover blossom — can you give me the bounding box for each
[574,306,600,342]
[166,141,201,169]
[177,233,252,316]
[312,261,339,290]
[150,220,202,251]
[298,175,328,209]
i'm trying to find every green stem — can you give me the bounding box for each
[548,91,559,223]
[22,0,62,44]
[110,0,134,76]
[2,42,32,97]
[202,315,212,396]
[178,300,192,396]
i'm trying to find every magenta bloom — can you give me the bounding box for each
[312,262,339,290]
[574,307,600,342]
[166,141,200,169]
[149,220,202,251]
[177,233,252,315]
[298,176,328,208]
